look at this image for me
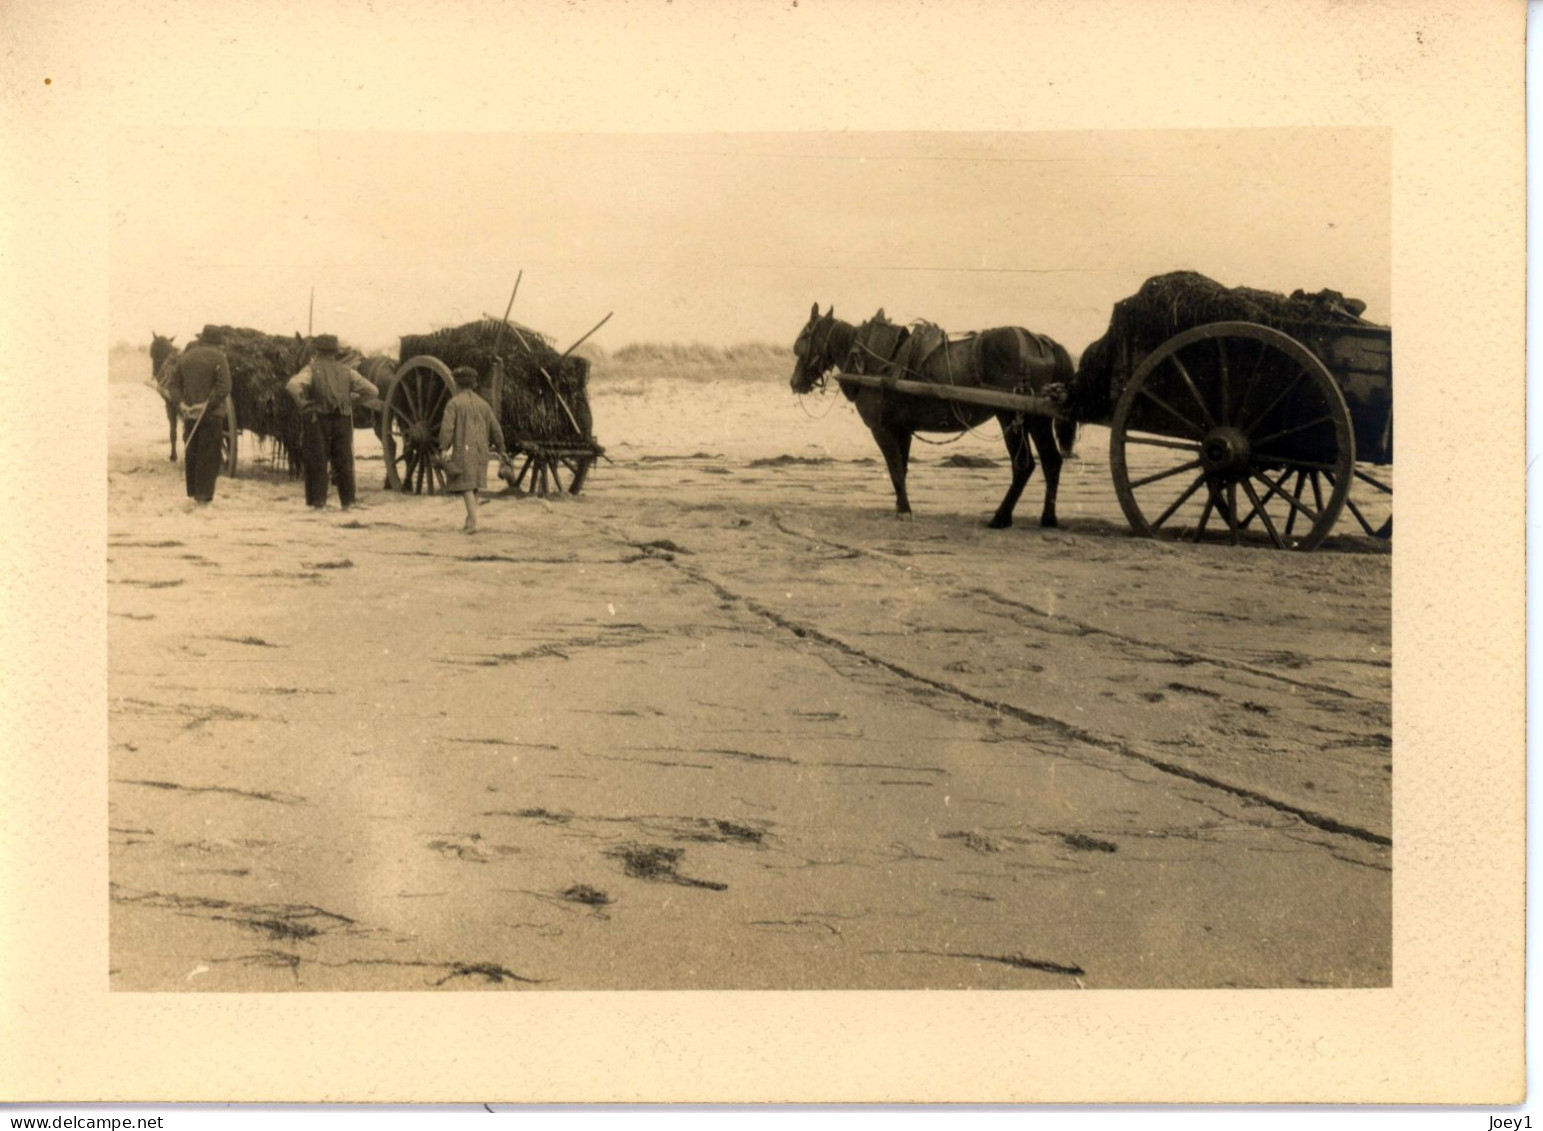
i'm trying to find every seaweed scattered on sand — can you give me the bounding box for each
[560,884,612,906]
[605,843,727,891]
[1061,833,1118,853]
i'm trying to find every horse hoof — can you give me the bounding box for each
[988,517,1011,530]
[896,511,914,522]
[1041,517,1059,529]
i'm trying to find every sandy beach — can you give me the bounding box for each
[108,352,1391,991]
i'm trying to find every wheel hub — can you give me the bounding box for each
[1200,426,1251,476]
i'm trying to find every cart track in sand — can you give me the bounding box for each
[591,515,1390,848]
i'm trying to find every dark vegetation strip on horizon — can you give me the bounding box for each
[110,340,796,385]
[112,340,792,362]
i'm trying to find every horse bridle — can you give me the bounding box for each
[797,316,839,391]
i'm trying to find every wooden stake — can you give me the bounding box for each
[560,312,613,360]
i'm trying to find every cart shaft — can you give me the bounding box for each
[834,371,1066,417]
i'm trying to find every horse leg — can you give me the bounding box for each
[870,424,913,519]
[167,402,179,463]
[1029,416,1063,528]
[989,412,1035,529]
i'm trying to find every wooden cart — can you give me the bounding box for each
[836,317,1393,551]
[377,338,603,497]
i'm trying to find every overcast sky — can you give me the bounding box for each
[110,128,1389,357]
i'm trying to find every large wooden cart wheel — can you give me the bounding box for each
[220,394,238,476]
[1109,322,1355,551]
[506,449,594,496]
[381,356,457,494]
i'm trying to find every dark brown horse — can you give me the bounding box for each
[149,333,182,462]
[790,304,1075,528]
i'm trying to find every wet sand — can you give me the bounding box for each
[109,364,1391,990]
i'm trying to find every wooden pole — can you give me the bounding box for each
[559,312,613,361]
[489,272,522,417]
[834,371,1068,418]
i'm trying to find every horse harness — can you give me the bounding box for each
[847,319,1065,441]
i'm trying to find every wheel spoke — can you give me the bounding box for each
[1216,338,1230,425]
[1353,468,1394,495]
[1123,433,1202,453]
[1343,490,1377,536]
[1283,472,1307,539]
[1129,458,1203,491]
[1137,386,1206,439]
[1252,413,1336,451]
[1238,465,1293,529]
[1151,472,1208,531]
[403,375,422,418]
[549,458,565,494]
[1237,340,1267,426]
[1240,475,1285,548]
[1192,485,1217,542]
[1240,369,1305,435]
[1258,470,1323,526]
[1167,354,1216,429]
[428,383,451,422]
[1223,482,1241,545]
[1309,471,1326,514]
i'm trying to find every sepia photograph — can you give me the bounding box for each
[107,127,1392,992]
[2,0,1522,1106]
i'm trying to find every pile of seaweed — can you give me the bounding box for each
[1068,271,1371,422]
[398,318,594,444]
[205,325,310,472]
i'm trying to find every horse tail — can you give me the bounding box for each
[1054,417,1079,457]
[1047,339,1078,456]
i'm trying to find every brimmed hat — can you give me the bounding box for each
[199,324,225,345]
[313,334,340,353]
[452,366,482,385]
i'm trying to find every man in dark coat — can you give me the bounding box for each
[285,334,380,510]
[164,325,232,506]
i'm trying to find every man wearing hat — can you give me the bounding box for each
[438,365,511,534]
[165,325,232,506]
[285,334,380,510]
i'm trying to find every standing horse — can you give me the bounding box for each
[355,356,396,429]
[148,333,182,462]
[790,303,1075,528]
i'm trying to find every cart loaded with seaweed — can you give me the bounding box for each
[378,291,607,497]
[836,271,1393,551]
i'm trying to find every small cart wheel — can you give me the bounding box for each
[1109,322,1354,551]
[507,449,594,496]
[563,454,593,495]
[381,356,457,494]
[221,395,239,477]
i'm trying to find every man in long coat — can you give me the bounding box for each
[165,325,232,506]
[438,365,510,533]
[286,334,380,510]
